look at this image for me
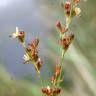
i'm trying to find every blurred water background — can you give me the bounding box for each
[0,0,96,96]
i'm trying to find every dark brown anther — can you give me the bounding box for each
[70,33,75,39]
[66,10,70,17]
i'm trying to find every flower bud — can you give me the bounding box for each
[56,21,62,32]
[56,21,68,34]
[36,58,42,72]
[64,1,71,11]
[42,86,52,96]
[18,31,25,43]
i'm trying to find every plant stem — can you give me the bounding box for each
[60,49,66,67]
[38,73,43,87]
[57,49,66,87]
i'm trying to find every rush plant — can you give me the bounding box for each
[9,0,81,96]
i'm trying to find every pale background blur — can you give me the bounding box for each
[0,0,96,96]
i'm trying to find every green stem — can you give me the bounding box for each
[60,49,66,67]
[38,73,44,87]
[58,49,66,87]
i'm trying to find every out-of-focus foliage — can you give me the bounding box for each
[0,65,42,96]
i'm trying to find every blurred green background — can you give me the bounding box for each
[0,0,96,96]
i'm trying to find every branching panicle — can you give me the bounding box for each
[9,0,82,96]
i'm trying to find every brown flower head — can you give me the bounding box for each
[9,27,25,43]
[53,88,61,96]
[26,38,39,62]
[9,27,25,44]
[18,31,25,43]
[42,86,61,96]
[42,86,52,96]
[60,33,74,50]
[23,38,42,73]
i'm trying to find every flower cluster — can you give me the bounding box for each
[9,0,82,96]
[41,65,63,96]
[41,0,82,95]
[62,0,81,27]
[9,27,25,45]
[57,0,81,51]
[64,0,81,16]
[60,33,74,50]
[56,20,74,51]
[24,38,42,73]
[42,86,61,96]
[10,27,42,74]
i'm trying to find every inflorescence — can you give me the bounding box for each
[10,0,81,96]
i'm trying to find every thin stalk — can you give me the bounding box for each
[22,42,26,48]
[57,49,66,87]
[53,49,66,88]
[22,43,44,88]
[30,60,44,88]
[70,0,74,17]
[60,49,66,67]
[38,73,44,87]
